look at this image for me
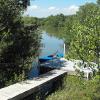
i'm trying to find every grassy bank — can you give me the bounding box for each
[46,75,100,100]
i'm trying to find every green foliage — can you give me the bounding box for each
[46,75,100,100]
[43,14,65,29]
[67,3,100,68]
[22,16,41,25]
[62,15,78,48]
[0,0,41,87]
[16,0,30,9]
[97,0,100,5]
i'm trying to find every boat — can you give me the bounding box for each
[39,52,64,63]
[39,43,65,63]
[39,56,53,63]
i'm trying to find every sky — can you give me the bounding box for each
[24,0,96,18]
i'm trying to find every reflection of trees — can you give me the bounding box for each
[45,27,63,39]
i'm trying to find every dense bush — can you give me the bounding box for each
[0,0,41,87]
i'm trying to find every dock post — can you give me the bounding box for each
[64,43,65,57]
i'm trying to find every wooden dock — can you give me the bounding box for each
[0,69,67,100]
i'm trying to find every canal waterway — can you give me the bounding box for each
[28,31,64,78]
[40,31,64,57]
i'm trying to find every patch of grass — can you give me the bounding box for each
[46,75,100,100]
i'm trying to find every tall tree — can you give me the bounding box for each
[97,0,100,5]
[0,0,41,87]
[67,3,100,69]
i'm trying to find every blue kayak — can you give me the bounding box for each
[39,56,53,63]
[39,53,64,63]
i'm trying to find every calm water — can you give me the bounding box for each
[28,31,64,78]
[40,31,64,57]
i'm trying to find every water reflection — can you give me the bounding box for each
[29,30,64,78]
[40,31,64,57]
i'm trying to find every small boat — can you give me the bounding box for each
[39,56,53,63]
[39,52,64,63]
[39,43,65,63]
[39,51,58,63]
